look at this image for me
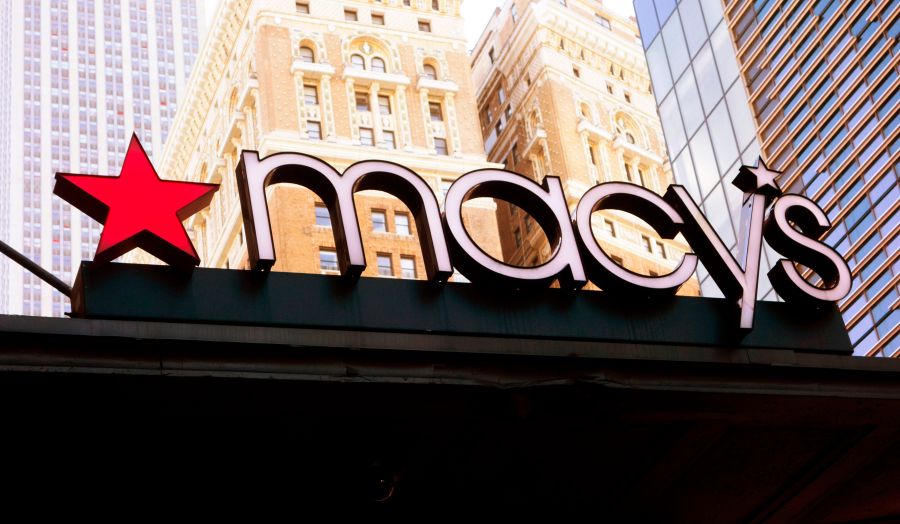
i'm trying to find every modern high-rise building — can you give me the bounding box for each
[633,0,898,356]
[0,0,201,317]
[154,0,501,278]
[470,0,699,294]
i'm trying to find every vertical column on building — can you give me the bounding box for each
[369,82,382,146]
[397,85,412,150]
[38,0,51,316]
[321,75,336,141]
[580,132,596,183]
[419,87,433,151]
[294,69,307,138]
[67,0,80,293]
[443,91,460,156]
[629,159,641,185]
[346,78,358,143]
[614,148,626,182]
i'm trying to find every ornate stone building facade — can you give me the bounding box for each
[471,0,699,293]
[151,0,501,278]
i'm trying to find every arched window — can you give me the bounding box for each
[423,63,437,80]
[299,46,315,63]
[350,54,365,70]
[625,132,635,144]
[371,57,386,73]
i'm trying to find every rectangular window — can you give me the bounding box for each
[596,14,611,29]
[604,219,615,237]
[655,241,666,259]
[372,210,388,232]
[383,130,396,149]
[359,127,374,146]
[440,179,453,199]
[624,92,631,103]
[377,254,393,276]
[511,4,518,22]
[524,214,533,233]
[378,95,392,115]
[488,48,495,64]
[307,121,321,140]
[356,92,370,112]
[606,83,614,94]
[642,235,652,253]
[296,2,309,14]
[400,256,416,279]
[432,0,440,10]
[372,13,385,25]
[429,102,443,122]
[514,228,522,247]
[304,84,318,105]
[345,9,358,22]
[319,249,338,272]
[314,204,331,227]
[573,66,580,78]
[434,138,448,155]
[418,20,431,32]
[395,213,411,235]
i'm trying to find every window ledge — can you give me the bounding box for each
[291,60,337,76]
[416,77,459,93]
[343,68,410,87]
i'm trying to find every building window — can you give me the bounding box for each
[495,120,503,136]
[319,249,338,272]
[299,46,315,63]
[423,64,437,80]
[655,242,667,259]
[625,132,635,144]
[372,210,388,232]
[603,219,615,237]
[526,74,532,86]
[314,204,331,227]
[307,121,322,140]
[296,2,309,14]
[359,127,374,146]
[372,57,386,74]
[606,83,614,94]
[432,0,440,10]
[488,48,495,64]
[558,0,567,6]
[356,92,370,112]
[596,14,611,29]
[400,256,416,279]
[573,66,580,78]
[378,95,392,115]
[434,138,449,155]
[395,213,411,235]
[377,253,393,276]
[345,9,358,21]
[510,204,518,216]
[383,131,396,149]
[642,235,652,253]
[440,179,453,199]
[372,13,385,25]
[505,105,512,121]
[624,92,631,103]
[588,145,597,164]
[350,54,365,70]
[514,228,522,248]
[418,20,431,32]
[304,84,319,105]
[511,4,518,22]
[511,143,519,165]
[524,214,533,233]
[403,0,411,5]
[429,101,443,122]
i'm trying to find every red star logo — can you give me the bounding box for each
[53,134,219,268]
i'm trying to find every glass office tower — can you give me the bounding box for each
[0,1,201,317]
[634,0,898,357]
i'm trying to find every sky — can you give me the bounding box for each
[200,1,637,50]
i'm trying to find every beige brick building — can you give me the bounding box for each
[150,0,501,279]
[471,0,699,294]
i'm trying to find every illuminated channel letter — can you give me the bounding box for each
[763,194,852,303]
[236,152,451,280]
[574,182,697,293]
[442,170,586,289]
[665,185,765,330]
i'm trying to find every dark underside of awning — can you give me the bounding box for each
[0,311,898,521]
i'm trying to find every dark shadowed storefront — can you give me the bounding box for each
[1,265,898,521]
